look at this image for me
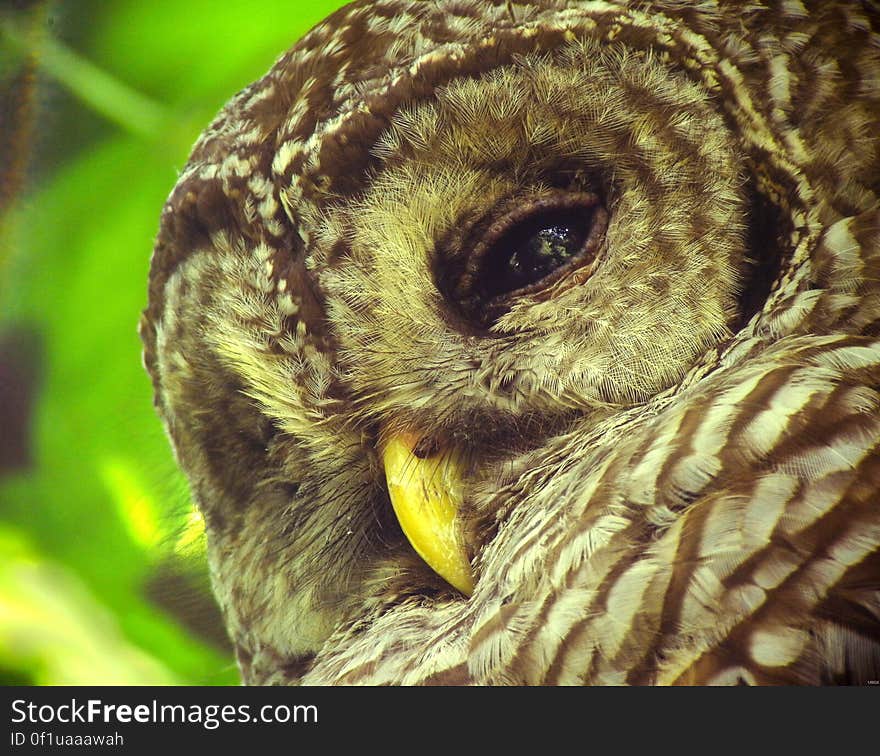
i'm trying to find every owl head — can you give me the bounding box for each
[141,1,880,684]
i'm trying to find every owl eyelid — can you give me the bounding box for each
[451,191,608,323]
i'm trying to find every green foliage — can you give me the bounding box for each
[0,0,347,685]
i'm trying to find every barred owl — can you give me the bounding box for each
[140,0,880,685]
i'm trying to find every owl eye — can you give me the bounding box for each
[452,192,607,322]
[480,208,594,298]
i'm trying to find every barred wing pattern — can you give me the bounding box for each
[141,0,880,685]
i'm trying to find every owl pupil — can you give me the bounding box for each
[483,210,591,299]
[509,224,581,281]
[447,193,606,323]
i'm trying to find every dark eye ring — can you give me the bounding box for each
[452,191,607,323]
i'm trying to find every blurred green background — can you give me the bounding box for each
[0,0,347,685]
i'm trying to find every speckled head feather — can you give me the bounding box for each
[141,0,880,684]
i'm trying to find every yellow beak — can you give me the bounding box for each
[381,434,474,596]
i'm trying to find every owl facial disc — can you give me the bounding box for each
[381,434,474,596]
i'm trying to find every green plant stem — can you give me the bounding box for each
[1,18,170,139]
